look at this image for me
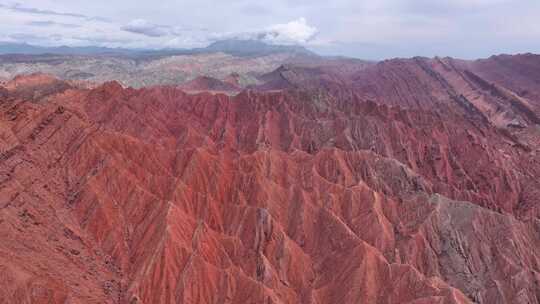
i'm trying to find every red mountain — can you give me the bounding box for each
[1,54,540,304]
[178,76,240,93]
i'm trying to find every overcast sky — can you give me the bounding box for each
[1,0,539,60]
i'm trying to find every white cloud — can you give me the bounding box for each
[0,2,89,19]
[121,19,168,37]
[207,17,319,46]
[263,17,318,44]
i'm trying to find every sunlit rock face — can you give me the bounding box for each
[1,53,540,304]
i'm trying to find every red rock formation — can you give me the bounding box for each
[179,76,240,93]
[1,55,540,304]
[224,72,241,87]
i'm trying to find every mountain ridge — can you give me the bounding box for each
[1,52,540,303]
[0,39,317,58]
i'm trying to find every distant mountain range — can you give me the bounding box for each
[0,39,317,57]
[200,39,316,57]
[0,43,137,56]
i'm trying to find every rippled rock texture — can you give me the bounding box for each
[1,54,540,304]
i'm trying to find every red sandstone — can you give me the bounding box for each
[1,54,540,304]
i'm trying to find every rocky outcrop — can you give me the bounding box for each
[1,54,540,303]
[178,76,240,93]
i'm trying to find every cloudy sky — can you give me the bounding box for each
[1,0,539,59]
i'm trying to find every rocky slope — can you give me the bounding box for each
[0,51,370,90]
[0,53,539,304]
[178,76,240,94]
